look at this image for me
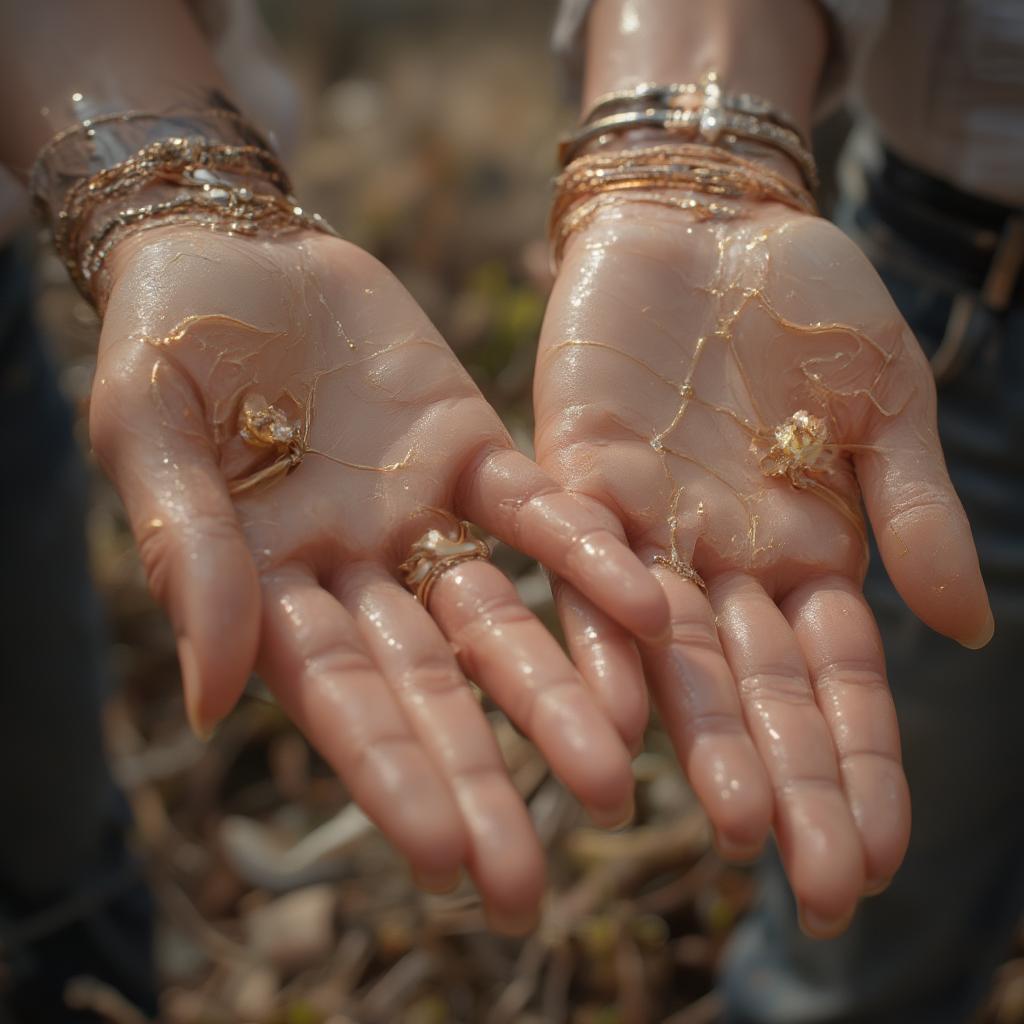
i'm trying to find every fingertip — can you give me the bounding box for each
[180,546,261,732]
[714,831,765,865]
[589,795,635,831]
[799,905,855,941]
[959,606,995,650]
[579,758,636,829]
[486,905,541,938]
[177,637,213,740]
[686,742,773,855]
[394,799,470,881]
[412,865,463,895]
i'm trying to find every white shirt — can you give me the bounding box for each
[554,0,1024,207]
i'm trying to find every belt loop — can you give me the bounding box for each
[931,215,1024,386]
[982,215,1024,312]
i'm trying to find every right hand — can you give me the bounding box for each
[90,225,670,932]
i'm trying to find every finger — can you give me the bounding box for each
[455,445,670,644]
[641,565,773,858]
[780,576,911,893]
[856,393,993,649]
[259,565,468,879]
[334,563,545,933]
[90,356,260,737]
[711,572,865,935]
[427,558,636,828]
[552,578,649,755]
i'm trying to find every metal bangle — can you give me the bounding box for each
[558,108,818,190]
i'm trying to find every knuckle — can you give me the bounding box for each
[456,589,535,635]
[135,519,176,604]
[345,732,416,784]
[188,510,244,547]
[396,659,462,697]
[737,671,813,706]
[814,661,887,695]
[303,643,377,681]
[527,677,586,731]
[666,611,719,651]
[774,772,842,799]
[136,509,242,602]
[838,748,902,772]
[679,709,747,748]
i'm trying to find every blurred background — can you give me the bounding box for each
[25,1,1024,1022]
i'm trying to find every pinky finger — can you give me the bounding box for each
[455,445,670,644]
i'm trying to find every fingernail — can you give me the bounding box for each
[799,907,854,939]
[486,906,539,937]
[178,638,213,741]
[591,797,635,831]
[864,877,891,897]
[412,866,461,895]
[960,608,995,650]
[714,833,764,864]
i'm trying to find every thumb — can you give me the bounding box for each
[855,388,993,650]
[91,349,261,736]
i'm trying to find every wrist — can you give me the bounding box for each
[582,0,826,143]
[575,128,809,191]
[32,112,333,312]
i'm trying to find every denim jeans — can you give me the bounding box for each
[0,240,156,1022]
[722,182,1024,1023]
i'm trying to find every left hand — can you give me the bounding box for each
[533,198,992,935]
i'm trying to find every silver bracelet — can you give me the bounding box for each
[560,72,818,190]
[586,74,804,139]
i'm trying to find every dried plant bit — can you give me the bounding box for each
[229,392,307,495]
[239,393,301,450]
[398,521,491,606]
[756,409,830,487]
[652,554,708,596]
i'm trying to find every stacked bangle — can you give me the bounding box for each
[548,143,818,268]
[29,94,336,309]
[558,71,818,191]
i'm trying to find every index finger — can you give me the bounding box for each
[455,445,670,644]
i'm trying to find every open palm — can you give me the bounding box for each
[91,227,669,930]
[534,201,992,933]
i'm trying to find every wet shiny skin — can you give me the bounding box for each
[534,198,992,934]
[90,226,671,932]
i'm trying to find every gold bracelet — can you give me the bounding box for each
[559,72,818,191]
[30,95,281,221]
[80,184,335,295]
[30,106,335,308]
[549,142,818,268]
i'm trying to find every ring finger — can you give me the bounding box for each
[425,555,636,829]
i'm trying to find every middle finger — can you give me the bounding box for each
[427,557,636,829]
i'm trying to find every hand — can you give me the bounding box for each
[533,199,993,935]
[90,227,669,931]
